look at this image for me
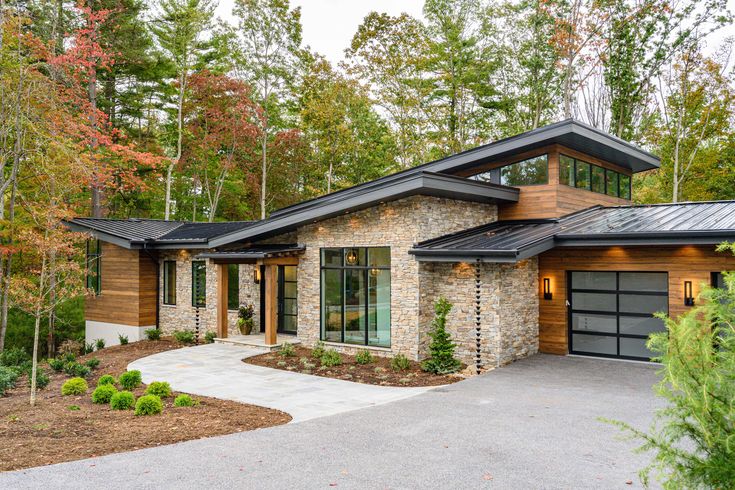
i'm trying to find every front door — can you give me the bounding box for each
[277,265,298,335]
[568,271,668,361]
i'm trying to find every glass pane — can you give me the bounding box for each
[619,294,668,314]
[228,264,239,310]
[192,261,206,307]
[500,155,548,186]
[575,161,590,189]
[284,282,297,299]
[620,337,655,360]
[321,249,342,267]
[164,261,176,305]
[344,248,366,267]
[283,298,297,316]
[572,334,617,355]
[368,247,391,267]
[606,170,619,197]
[283,265,297,282]
[591,165,605,193]
[344,269,366,344]
[470,170,496,183]
[620,316,666,336]
[282,315,297,334]
[714,272,725,289]
[572,271,616,290]
[559,155,575,186]
[619,175,631,199]
[368,268,391,347]
[572,313,617,333]
[321,269,342,342]
[619,272,667,292]
[572,292,616,312]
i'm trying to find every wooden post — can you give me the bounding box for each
[216,264,228,338]
[264,264,278,346]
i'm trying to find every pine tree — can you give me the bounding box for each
[421,297,461,374]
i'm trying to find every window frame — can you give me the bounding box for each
[227,264,239,311]
[191,260,207,308]
[469,154,549,187]
[560,153,632,200]
[86,239,101,295]
[162,260,177,306]
[319,247,391,347]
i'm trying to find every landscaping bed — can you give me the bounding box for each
[244,344,463,387]
[0,339,291,472]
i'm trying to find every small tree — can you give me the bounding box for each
[421,297,461,374]
[609,243,735,489]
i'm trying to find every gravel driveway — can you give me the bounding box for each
[1,354,662,489]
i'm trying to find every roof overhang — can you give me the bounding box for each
[409,237,556,263]
[209,172,519,247]
[195,245,305,263]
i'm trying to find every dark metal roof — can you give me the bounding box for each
[196,244,305,261]
[410,201,735,262]
[156,221,256,241]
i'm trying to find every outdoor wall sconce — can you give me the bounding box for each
[543,278,552,300]
[684,281,694,306]
[253,267,261,284]
[345,249,358,266]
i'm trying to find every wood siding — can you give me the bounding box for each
[452,144,631,220]
[538,245,735,355]
[86,243,157,327]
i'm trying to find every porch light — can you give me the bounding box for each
[345,249,358,266]
[543,278,552,300]
[370,268,379,277]
[253,268,261,284]
[684,281,694,306]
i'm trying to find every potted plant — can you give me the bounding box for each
[237,304,255,335]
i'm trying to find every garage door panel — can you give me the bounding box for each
[619,272,668,292]
[572,334,617,355]
[572,313,617,333]
[619,316,666,336]
[572,292,617,311]
[619,294,668,314]
[572,271,616,290]
[620,337,655,359]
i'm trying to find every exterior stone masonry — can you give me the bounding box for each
[296,195,497,359]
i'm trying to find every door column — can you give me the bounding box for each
[216,263,228,338]
[264,264,278,345]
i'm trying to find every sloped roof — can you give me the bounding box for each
[410,201,735,262]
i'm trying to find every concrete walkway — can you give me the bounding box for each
[128,343,433,422]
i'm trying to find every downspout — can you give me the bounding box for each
[474,259,482,374]
[142,240,160,330]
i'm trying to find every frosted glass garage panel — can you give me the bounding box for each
[572,272,616,290]
[619,272,667,292]
[572,334,616,355]
[619,316,666,336]
[619,294,668,314]
[620,337,655,360]
[572,313,616,333]
[572,292,616,312]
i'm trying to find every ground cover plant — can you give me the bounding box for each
[245,345,462,387]
[0,338,291,471]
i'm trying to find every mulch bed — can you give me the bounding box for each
[0,339,291,472]
[244,345,463,387]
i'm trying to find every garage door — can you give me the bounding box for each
[569,271,668,361]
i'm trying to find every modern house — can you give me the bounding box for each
[66,119,735,368]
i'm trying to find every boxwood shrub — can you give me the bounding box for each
[91,384,118,404]
[145,381,172,398]
[173,394,195,407]
[320,349,342,367]
[119,370,142,390]
[61,377,89,396]
[145,328,161,341]
[110,391,135,410]
[134,394,163,416]
[97,374,116,386]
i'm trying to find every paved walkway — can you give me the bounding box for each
[127,343,433,422]
[1,354,662,489]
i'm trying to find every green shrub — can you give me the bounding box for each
[63,361,91,378]
[279,342,296,357]
[84,358,100,370]
[61,377,88,396]
[204,331,216,344]
[421,297,461,374]
[28,367,50,390]
[174,394,195,407]
[110,391,135,410]
[118,334,129,345]
[67,405,80,411]
[82,342,95,355]
[119,370,142,390]
[608,251,735,489]
[173,330,195,345]
[97,374,116,386]
[48,357,65,372]
[0,346,30,367]
[320,349,342,367]
[61,351,76,363]
[311,341,325,359]
[0,366,19,396]
[145,381,172,398]
[94,338,105,350]
[145,328,161,341]
[91,384,118,404]
[355,350,374,365]
[134,394,163,416]
[390,354,411,372]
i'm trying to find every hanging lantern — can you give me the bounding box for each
[345,249,358,265]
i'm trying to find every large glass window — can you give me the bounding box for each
[228,264,239,310]
[561,153,632,199]
[619,174,631,199]
[191,261,206,307]
[86,239,101,295]
[591,165,605,193]
[163,260,176,305]
[575,161,590,189]
[559,155,575,186]
[469,154,548,186]
[320,247,391,347]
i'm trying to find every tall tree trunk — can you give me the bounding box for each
[165,71,186,220]
[30,251,47,407]
[0,180,16,353]
[88,1,101,218]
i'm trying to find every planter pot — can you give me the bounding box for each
[238,319,254,336]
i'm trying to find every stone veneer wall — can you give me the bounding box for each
[295,195,497,359]
[157,250,260,337]
[418,258,539,368]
